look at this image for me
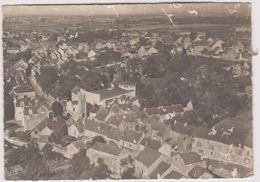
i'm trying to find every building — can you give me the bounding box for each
[14,97,49,131]
[191,121,253,168]
[66,117,84,138]
[171,152,207,176]
[135,147,168,178]
[86,142,130,175]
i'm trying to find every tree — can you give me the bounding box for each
[93,158,111,179]
[121,167,136,179]
[70,150,90,177]
[52,102,63,116]
[22,156,49,180]
[91,136,106,145]
[36,66,58,93]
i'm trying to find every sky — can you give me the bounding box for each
[3,3,251,17]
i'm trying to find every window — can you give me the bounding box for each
[209,145,214,150]
[73,107,76,112]
[198,149,204,154]
[197,141,202,147]
[247,151,250,157]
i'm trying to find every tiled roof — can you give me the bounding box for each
[164,170,184,179]
[192,121,249,147]
[188,165,208,179]
[145,104,184,116]
[92,142,123,156]
[95,107,110,121]
[179,152,204,165]
[140,137,162,150]
[136,147,162,168]
[149,161,171,179]
[90,88,131,101]
[171,121,195,136]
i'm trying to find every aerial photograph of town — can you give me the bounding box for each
[2,2,253,180]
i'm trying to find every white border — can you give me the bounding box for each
[0,0,259,182]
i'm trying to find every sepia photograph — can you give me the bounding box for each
[2,1,254,180]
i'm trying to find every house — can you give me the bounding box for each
[13,97,49,131]
[66,117,84,138]
[164,170,186,179]
[144,116,170,141]
[139,137,162,150]
[137,46,148,58]
[7,45,21,54]
[208,159,253,178]
[135,147,168,178]
[147,47,158,55]
[170,121,194,152]
[191,121,253,168]
[188,165,213,179]
[144,104,184,120]
[11,70,35,99]
[149,161,172,179]
[86,142,130,175]
[65,140,90,158]
[171,152,206,176]
[95,107,110,121]
[77,84,136,107]
[84,120,143,150]
[31,118,53,143]
[88,50,96,61]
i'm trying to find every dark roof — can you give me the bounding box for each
[171,122,195,136]
[71,140,87,149]
[192,121,249,147]
[47,116,66,131]
[136,147,162,168]
[89,105,100,113]
[123,129,142,143]
[179,152,204,165]
[188,165,208,179]
[145,104,184,116]
[90,88,131,101]
[149,161,171,179]
[95,107,110,121]
[92,142,123,156]
[140,137,162,150]
[13,86,34,93]
[71,86,80,93]
[66,118,84,133]
[208,159,252,177]
[34,118,48,132]
[164,170,184,179]
[84,119,99,131]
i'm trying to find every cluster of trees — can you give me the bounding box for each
[137,54,251,127]
[7,49,33,62]
[36,61,110,98]
[4,82,15,121]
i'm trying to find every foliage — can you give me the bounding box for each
[70,149,90,177]
[93,158,111,179]
[22,156,49,180]
[36,66,58,94]
[52,102,64,116]
[121,167,136,179]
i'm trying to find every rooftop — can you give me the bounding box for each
[90,88,132,101]
[149,161,171,179]
[92,142,123,156]
[136,147,162,168]
[179,152,204,165]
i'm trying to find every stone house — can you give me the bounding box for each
[135,147,168,178]
[86,142,130,175]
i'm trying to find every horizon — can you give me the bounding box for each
[3,3,251,17]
